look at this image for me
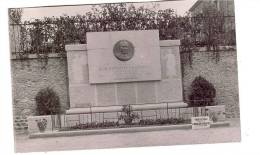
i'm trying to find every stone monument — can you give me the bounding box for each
[65,30,187,114]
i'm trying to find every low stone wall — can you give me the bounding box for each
[14,116,28,133]
[11,56,69,131]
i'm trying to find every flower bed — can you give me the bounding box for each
[59,118,189,131]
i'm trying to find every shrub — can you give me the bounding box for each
[188,76,216,107]
[119,105,139,125]
[35,87,61,115]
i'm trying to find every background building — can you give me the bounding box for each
[189,0,236,45]
[189,0,235,16]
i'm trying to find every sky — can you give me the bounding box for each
[21,0,197,21]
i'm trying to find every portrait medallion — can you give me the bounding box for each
[113,40,134,61]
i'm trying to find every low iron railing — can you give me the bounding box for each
[49,103,219,131]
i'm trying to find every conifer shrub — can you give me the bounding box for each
[188,76,216,107]
[35,87,61,115]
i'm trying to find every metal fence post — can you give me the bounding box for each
[141,110,143,120]
[51,115,54,131]
[78,114,81,125]
[103,112,105,123]
[166,102,169,120]
[90,106,93,123]
[179,108,181,119]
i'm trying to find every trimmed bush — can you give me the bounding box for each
[188,76,216,107]
[35,87,61,115]
[119,105,139,125]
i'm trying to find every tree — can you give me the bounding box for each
[10,3,234,65]
[16,4,191,55]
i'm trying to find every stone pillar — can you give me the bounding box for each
[66,44,96,108]
[158,40,184,103]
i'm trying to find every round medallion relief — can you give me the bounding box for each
[113,40,134,61]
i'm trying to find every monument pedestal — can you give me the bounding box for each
[65,30,187,114]
[66,102,187,114]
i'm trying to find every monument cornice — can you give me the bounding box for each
[65,44,87,51]
[65,40,181,52]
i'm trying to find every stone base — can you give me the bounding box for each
[29,121,230,138]
[27,115,53,134]
[66,102,188,114]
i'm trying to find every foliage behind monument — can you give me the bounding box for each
[10,3,234,56]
